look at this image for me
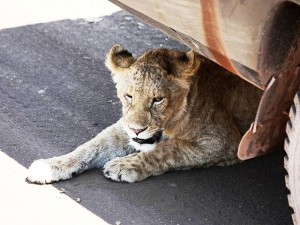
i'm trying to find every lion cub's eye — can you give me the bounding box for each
[125,94,132,103]
[152,97,164,105]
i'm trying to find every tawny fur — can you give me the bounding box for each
[26,44,262,184]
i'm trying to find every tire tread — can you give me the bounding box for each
[284,90,300,225]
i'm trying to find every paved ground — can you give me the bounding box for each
[0,11,293,225]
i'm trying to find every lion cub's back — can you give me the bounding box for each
[199,59,263,135]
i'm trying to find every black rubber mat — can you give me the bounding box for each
[0,11,293,225]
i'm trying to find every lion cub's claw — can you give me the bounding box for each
[103,157,144,183]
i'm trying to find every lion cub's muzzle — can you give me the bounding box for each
[129,126,148,135]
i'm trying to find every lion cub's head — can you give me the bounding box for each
[106,44,200,151]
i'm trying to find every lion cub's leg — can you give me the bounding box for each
[104,135,240,183]
[26,119,133,184]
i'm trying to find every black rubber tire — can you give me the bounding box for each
[285,89,300,225]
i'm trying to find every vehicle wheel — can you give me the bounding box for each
[285,89,300,225]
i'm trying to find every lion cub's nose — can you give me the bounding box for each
[129,126,148,135]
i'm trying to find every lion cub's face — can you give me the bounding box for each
[105,45,200,151]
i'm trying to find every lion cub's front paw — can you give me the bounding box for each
[103,155,148,183]
[26,159,56,184]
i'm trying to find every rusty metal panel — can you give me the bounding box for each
[238,2,300,159]
[239,66,300,159]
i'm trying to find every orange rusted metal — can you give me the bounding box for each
[200,0,240,76]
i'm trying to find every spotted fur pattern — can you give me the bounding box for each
[26,45,262,184]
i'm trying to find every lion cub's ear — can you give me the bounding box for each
[173,50,201,78]
[105,44,135,75]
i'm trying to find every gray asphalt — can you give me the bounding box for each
[0,11,293,225]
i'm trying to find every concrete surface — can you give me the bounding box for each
[0,151,108,225]
[0,11,293,225]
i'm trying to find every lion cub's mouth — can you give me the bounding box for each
[132,131,162,145]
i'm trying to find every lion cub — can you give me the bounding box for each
[27,45,262,183]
